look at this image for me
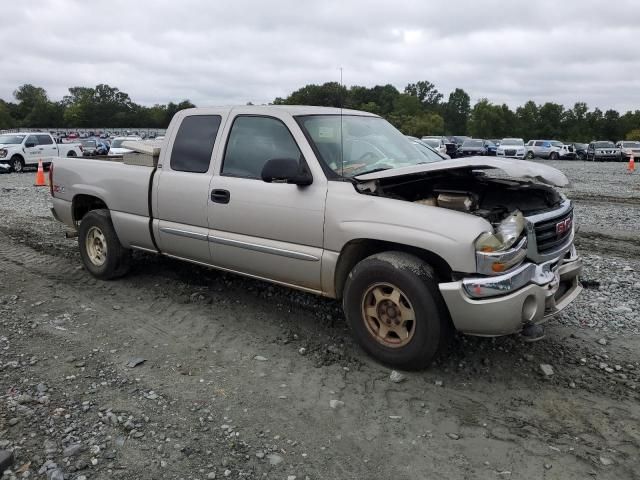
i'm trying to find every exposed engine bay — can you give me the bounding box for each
[355,170,564,225]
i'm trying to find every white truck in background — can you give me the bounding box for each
[0,132,82,173]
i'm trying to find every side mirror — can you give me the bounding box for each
[25,142,36,148]
[261,158,312,186]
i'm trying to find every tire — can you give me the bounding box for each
[343,251,451,370]
[549,152,559,160]
[78,209,131,280]
[577,152,585,161]
[525,151,534,160]
[67,150,77,157]
[10,155,24,173]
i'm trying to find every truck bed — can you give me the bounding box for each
[51,155,157,251]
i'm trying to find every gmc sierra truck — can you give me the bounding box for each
[0,132,82,172]
[49,106,582,369]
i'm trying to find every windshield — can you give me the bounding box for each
[501,139,524,146]
[81,140,97,147]
[111,139,125,148]
[462,139,483,148]
[0,135,25,144]
[296,115,434,177]
[409,139,446,163]
[594,141,615,148]
[622,142,640,148]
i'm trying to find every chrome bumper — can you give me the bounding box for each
[439,247,582,336]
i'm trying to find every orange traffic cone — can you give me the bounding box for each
[628,155,635,173]
[34,159,47,187]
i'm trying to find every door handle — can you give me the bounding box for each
[211,189,230,204]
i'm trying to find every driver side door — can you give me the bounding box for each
[208,114,327,292]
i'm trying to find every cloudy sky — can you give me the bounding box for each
[2,0,639,111]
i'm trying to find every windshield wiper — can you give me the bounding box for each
[355,167,391,176]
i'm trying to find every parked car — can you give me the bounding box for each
[566,143,588,160]
[420,136,448,156]
[107,136,143,156]
[496,138,526,159]
[485,140,497,156]
[423,136,457,158]
[407,136,450,160]
[450,136,470,148]
[457,139,488,156]
[586,141,621,162]
[81,139,109,156]
[0,132,82,172]
[525,140,567,160]
[50,106,582,368]
[615,141,640,161]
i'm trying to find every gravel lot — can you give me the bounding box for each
[0,160,639,480]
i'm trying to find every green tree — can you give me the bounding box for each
[404,80,443,110]
[537,102,564,139]
[626,129,640,141]
[515,101,539,139]
[443,88,471,134]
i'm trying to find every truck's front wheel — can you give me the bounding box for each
[78,209,130,279]
[11,156,24,173]
[343,252,450,370]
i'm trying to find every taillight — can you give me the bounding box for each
[49,162,54,196]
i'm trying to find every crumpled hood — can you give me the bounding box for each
[355,156,569,187]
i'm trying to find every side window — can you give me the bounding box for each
[534,141,543,146]
[222,116,302,179]
[37,134,53,145]
[169,115,221,173]
[26,135,38,147]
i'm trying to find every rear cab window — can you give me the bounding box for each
[170,115,222,173]
[37,134,53,145]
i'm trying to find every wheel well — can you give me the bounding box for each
[10,154,24,161]
[72,195,108,226]
[333,239,453,299]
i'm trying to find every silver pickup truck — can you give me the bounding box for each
[50,106,582,369]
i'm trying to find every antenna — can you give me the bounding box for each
[339,66,344,178]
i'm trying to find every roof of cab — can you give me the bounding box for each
[180,105,378,117]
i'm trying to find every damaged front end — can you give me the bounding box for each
[354,161,583,337]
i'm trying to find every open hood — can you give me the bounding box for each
[355,157,569,187]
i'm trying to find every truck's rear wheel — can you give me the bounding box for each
[67,151,77,157]
[11,156,24,173]
[78,209,130,279]
[549,152,559,160]
[343,251,450,370]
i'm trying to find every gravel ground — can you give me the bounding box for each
[0,161,639,480]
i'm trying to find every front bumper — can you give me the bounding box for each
[439,246,582,336]
[496,151,525,159]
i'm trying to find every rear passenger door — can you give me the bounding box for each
[154,114,224,263]
[207,113,327,292]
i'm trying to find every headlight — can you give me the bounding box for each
[476,211,525,252]
[0,149,7,158]
[475,211,527,274]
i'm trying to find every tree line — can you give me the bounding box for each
[274,81,640,142]
[2,81,640,141]
[0,84,195,130]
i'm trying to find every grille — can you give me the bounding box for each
[505,149,516,156]
[534,208,573,253]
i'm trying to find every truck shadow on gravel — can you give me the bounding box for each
[124,252,637,399]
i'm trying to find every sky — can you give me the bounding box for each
[2,0,639,112]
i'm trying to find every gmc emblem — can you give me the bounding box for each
[556,217,572,236]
